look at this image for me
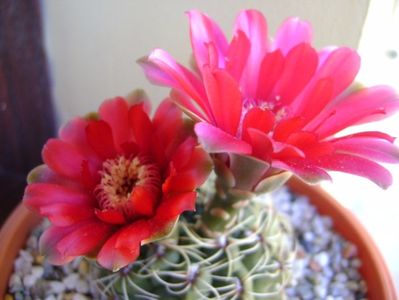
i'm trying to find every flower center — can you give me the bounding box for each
[95,155,161,219]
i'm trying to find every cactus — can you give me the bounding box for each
[93,172,295,300]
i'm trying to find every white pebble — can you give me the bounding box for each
[23,274,38,288]
[31,266,44,279]
[72,293,89,300]
[49,281,66,294]
[8,273,22,287]
[314,252,330,267]
[63,273,79,290]
[76,279,90,294]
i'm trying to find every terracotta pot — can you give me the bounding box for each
[0,178,397,299]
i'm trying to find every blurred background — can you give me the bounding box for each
[1,0,398,292]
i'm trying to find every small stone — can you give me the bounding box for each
[314,284,328,298]
[309,259,322,272]
[335,272,348,283]
[23,274,37,288]
[8,274,22,289]
[350,258,362,268]
[49,281,66,294]
[346,280,359,291]
[72,294,88,300]
[31,266,44,279]
[342,243,357,259]
[314,251,330,267]
[76,279,90,294]
[63,273,79,290]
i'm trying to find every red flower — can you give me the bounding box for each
[140,10,399,188]
[24,96,212,271]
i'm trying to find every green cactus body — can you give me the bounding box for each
[93,174,295,300]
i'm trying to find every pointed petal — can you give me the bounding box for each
[129,186,157,217]
[273,117,304,142]
[39,203,94,226]
[291,78,333,122]
[42,139,86,180]
[170,89,209,122]
[186,10,228,70]
[59,117,101,168]
[310,86,399,138]
[154,192,197,224]
[56,221,112,257]
[242,107,275,142]
[274,43,318,106]
[39,226,77,265]
[312,153,393,189]
[95,209,126,225]
[272,159,331,184]
[24,183,92,210]
[331,134,399,163]
[203,67,242,135]
[129,103,153,154]
[86,120,116,160]
[98,221,150,271]
[195,122,251,154]
[234,9,269,97]
[274,17,313,55]
[246,128,274,161]
[98,98,131,151]
[139,49,210,117]
[256,50,285,101]
[315,47,360,98]
[226,30,250,81]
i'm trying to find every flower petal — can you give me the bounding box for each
[129,103,154,154]
[234,9,269,97]
[273,43,318,106]
[195,122,251,154]
[56,221,112,257]
[274,17,313,55]
[98,222,150,271]
[24,183,92,209]
[154,192,197,224]
[42,139,86,180]
[314,47,360,99]
[272,159,331,184]
[308,86,399,138]
[203,67,242,135]
[98,98,131,151]
[226,30,250,81]
[86,120,116,160]
[330,134,399,163]
[39,226,77,265]
[139,49,210,117]
[39,203,94,226]
[256,50,284,101]
[186,10,229,70]
[242,107,275,142]
[59,117,101,168]
[311,153,393,189]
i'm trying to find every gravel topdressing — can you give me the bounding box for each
[6,187,368,300]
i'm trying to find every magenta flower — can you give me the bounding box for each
[24,96,212,271]
[140,9,399,189]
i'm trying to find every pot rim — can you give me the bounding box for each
[0,178,397,299]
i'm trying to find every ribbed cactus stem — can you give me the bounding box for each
[201,183,254,233]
